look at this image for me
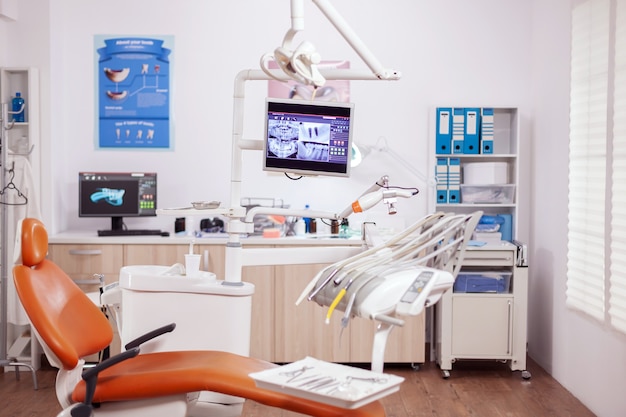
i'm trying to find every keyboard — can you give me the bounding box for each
[98,229,169,237]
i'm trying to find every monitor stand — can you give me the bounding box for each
[97,216,168,237]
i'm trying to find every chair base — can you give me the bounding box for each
[57,394,188,417]
[1,358,38,390]
[187,398,244,417]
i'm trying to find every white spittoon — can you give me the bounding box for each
[102,265,255,417]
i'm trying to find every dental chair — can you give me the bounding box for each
[12,218,387,417]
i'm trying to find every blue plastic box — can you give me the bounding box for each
[453,271,512,293]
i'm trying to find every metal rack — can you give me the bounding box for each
[0,101,37,389]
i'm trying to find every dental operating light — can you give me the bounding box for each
[260,0,401,87]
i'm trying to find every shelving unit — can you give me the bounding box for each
[431,106,529,379]
[1,67,41,375]
[0,68,39,159]
[433,107,519,241]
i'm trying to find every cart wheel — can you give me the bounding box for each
[521,370,531,380]
[442,370,450,379]
[410,363,420,371]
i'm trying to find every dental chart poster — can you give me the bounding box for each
[95,35,173,149]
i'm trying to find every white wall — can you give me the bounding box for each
[4,0,626,416]
[38,0,532,236]
[529,1,626,417]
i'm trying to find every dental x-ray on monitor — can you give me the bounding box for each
[263,98,354,177]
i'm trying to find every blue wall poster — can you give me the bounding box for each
[95,36,173,149]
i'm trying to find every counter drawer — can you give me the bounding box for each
[459,249,515,266]
[48,244,124,289]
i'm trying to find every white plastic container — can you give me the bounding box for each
[460,184,515,204]
[463,162,508,185]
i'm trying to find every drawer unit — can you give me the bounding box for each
[458,248,515,266]
[48,244,123,292]
[437,243,529,379]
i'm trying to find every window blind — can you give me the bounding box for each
[568,0,626,333]
[609,0,626,333]
[567,0,610,321]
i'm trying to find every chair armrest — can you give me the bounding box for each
[73,323,175,417]
[124,323,176,350]
[72,347,140,417]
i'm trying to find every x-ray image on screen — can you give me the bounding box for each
[263,98,354,177]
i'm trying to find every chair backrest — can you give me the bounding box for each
[12,218,113,370]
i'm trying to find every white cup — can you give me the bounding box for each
[184,254,201,277]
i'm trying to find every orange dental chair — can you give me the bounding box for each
[12,218,387,417]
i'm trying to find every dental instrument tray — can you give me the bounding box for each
[191,200,221,209]
[249,356,404,409]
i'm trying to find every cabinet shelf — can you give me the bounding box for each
[436,153,517,159]
[432,106,520,241]
[437,203,516,208]
[451,292,513,298]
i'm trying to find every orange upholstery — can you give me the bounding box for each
[14,218,114,369]
[12,218,386,417]
[20,217,49,267]
[72,351,385,417]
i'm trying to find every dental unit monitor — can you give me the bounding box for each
[78,172,164,237]
[263,98,354,178]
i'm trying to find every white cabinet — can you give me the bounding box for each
[1,67,41,372]
[435,243,530,379]
[451,296,513,356]
[434,107,519,241]
[1,68,40,160]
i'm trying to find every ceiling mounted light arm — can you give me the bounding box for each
[261,0,325,86]
[311,0,400,80]
[260,0,401,87]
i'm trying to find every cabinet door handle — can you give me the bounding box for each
[462,256,513,262]
[73,278,102,285]
[507,300,513,355]
[68,249,103,256]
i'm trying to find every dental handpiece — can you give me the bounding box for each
[307,268,339,301]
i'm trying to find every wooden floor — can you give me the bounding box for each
[1,357,595,417]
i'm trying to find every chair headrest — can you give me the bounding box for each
[19,218,48,267]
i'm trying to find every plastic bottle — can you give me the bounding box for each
[340,218,350,236]
[295,218,306,235]
[303,204,311,233]
[12,92,25,122]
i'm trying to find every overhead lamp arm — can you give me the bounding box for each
[311,0,400,80]
[261,0,401,86]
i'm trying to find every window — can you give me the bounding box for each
[609,0,626,332]
[567,0,626,333]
